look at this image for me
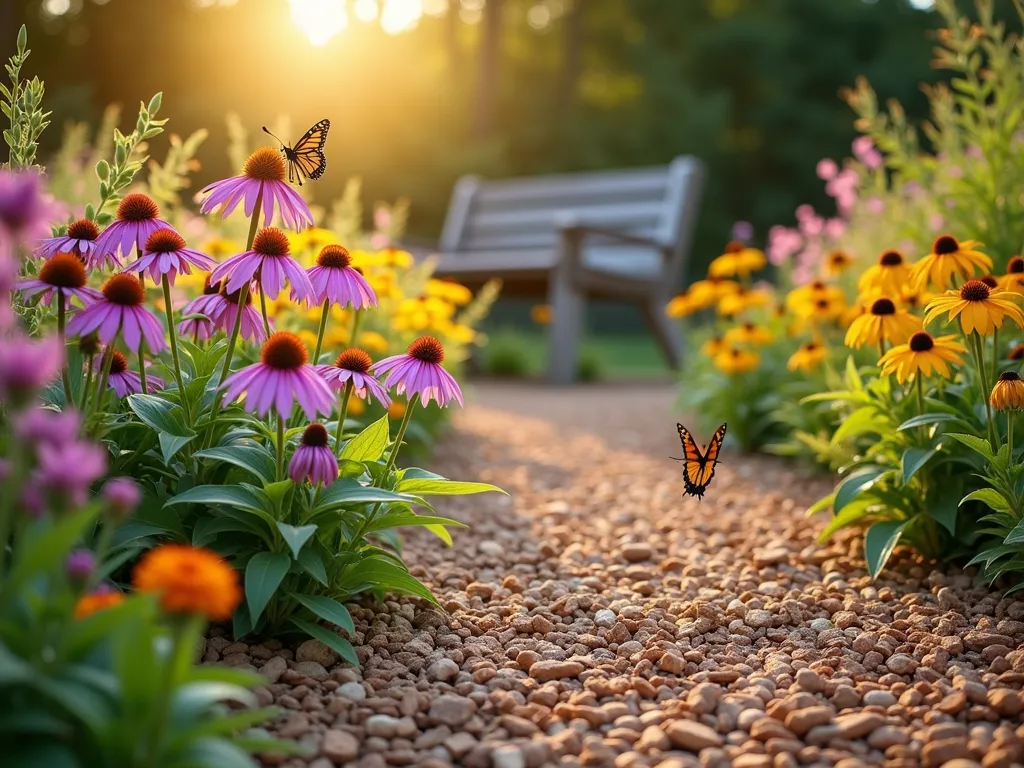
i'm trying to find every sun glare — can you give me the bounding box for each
[380,0,423,34]
[289,0,348,46]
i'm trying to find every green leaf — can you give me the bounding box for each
[340,414,389,462]
[159,431,196,465]
[245,553,291,625]
[897,412,969,432]
[6,507,100,594]
[289,619,359,665]
[367,512,468,533]
[314,479,413,510]
[263,479,293,506]
[960,488,1011,513]
[396,477,505,496]
[831,406,889,446]
[290,593,355,634]
[864,520,906,578]
[276,523,317,559]
[128,393,191,436]
[928,495,958,536]
[948,432,995,461]
[1003,518,1024,546]
[297,548,328,586]
[194,446,275,484]
[342,557,439,604]
[901,447,937,484]
[166,485,268,515]
[833,467,888,514]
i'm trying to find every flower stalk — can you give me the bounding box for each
[162,275,189,424]
[56,293,72,404]
[333,380,354,455]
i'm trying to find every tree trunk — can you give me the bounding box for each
[475,0,503,139]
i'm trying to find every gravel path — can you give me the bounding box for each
[234,383,1024,768]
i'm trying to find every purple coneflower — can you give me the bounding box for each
[102,477,141,517]
[209,227,314,304]
[66,273,167,353]
[124,228,216,285]
[0,333,62,406]
[289,423,339,487]
[0,169,62,246]
[101,350,166,397]
[66,549,96,583]
[216,284,268,343]
[93,193,172,267]
[308,245,377,309]
[221,331,333,420]
[33,439,108,510]
[198,146,314,231]
[178,277,225,343]
[16,252,102,307]
[372,336,463,408]
[317,348,391,406]
[37,219,109,269]
[14,407,80,447]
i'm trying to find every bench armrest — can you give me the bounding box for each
[556,216,671,252]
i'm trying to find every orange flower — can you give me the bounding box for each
[74,588,125,619]
[133,545,241,621]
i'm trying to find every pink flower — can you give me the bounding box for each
[66,273,167,354]
[864,197,885,215]
[816,159,838,180]
[198,147,313,231]
[0,333,62,406]
[799,215,824,238]
[767,225,802,266]
[14,407,80,447]
[731,220,754,243]
[289,423,339,487]
[37,219,110,269]
[33,439,108,510]
[0,169,62,246]
[102,477,142,516]
[101,351,166,397]
[124,228,216,285]
[307,245,377,309]
[316,348,391,407]
[929,214,945,232]
[209,227,314,305]
[93,194,173,267]
[823,218,847,240]
[372,336,463,409]
[17,252,102,308]
[222,331,334,420]
[795,204,816,222]
[177,278,226,343]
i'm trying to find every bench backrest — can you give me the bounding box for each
[439,156,704,287]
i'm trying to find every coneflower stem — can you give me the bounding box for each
[878,339,886,361]
[162,275,190,424]
[972,332,998,451]
[313,298,330,364]
[92,342,116,421]
[383,399,417,477]
[56,293,72,405]
[349,309,363,347]
[138,347,148,395]
[915,374,925,417]
[80,353,94,411]
[276,414,286,482]
[206,190,263,444]
[334,380,354,455]
[259,288,271,338]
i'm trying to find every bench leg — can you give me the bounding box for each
[642,297,683,370]
[547,269,585,385]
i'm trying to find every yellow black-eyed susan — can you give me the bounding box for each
[999,255,1024,292]
[859,250,912,296]
[717,286,771,317]
[786,280,845,312]
[845,297,921,349]
[688,277,740,309]
[824,250,854,277]
[701,335,726,358]
[924,279,1024,336]
[910,235,992,292]
[787,342,826,373]
[708,241,766,279]
[878,331,965,384]
[713,346,760,374]
[991,371,1024,411]
[665,292,701,318]
[724,322,773,347]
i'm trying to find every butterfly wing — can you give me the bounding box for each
[676,422,727,498]
[287,118,330,184]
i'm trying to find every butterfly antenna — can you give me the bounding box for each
[668,456,683,462]
[261,125,284,144]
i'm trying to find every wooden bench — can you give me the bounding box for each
[430,157,705,383]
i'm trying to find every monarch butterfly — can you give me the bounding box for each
[262,119,330,186]
[671,422,727,498]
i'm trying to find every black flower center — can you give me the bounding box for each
[933,235,960,256]
[960,280,990,302]
[67,219,99,241]
[879,250,903,267]
[116,193,160,222]
[724,241,744,254]
[260,332,308,370]
[1009,256,1024,274]
[145,228,186,253]
[870,298,896,316]
[909,332,934,352]
[301,423,330,447]
[999,371,1022,382]
[203,277,222,295]
[980,275,999,288]
[407,336,445,365]
[253,228,290,257]
[39,252,87,288]
[102,274,145,306]
[317,245,351,268]
[109,351,128,375]
[335,348,372,373]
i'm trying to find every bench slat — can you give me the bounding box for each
[471,168,668,207]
